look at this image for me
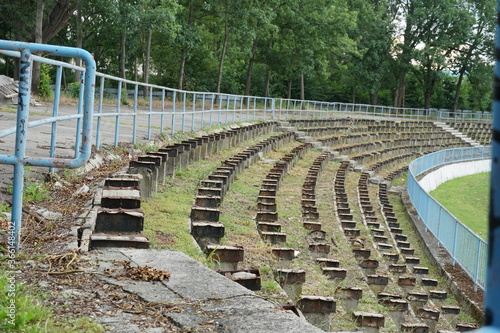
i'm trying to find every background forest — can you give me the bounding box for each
[0,0,495,112]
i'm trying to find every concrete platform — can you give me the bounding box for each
[86,248,323,333]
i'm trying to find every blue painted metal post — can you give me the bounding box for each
[160,89,165,135]
[133,84,138,144]
[171,92,176,135]
[192,93,196,132]
[271,98,275,120]
[95,76,104,149]
[148,87,153,139]
[181,91,186,132]
[209,94,214,127]
[49,66,63,174]
[201,94,205,129]
[114,82,122,146]
[482,0,500,328]
[11,49,32,251]
[74,72,85,155]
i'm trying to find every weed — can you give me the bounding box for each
[134,140,159,153]
[0,273,105,332]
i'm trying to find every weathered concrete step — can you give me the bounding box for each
[95,208,144,233]
[221,268,261,291]
[89,233,149,249]
[206,244,244,271]
[190,221,224,250]
[322,267,347,279]
[260,231,286,243]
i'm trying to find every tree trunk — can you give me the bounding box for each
[370,91,378,105]
[120,32,126,79]
[42,0,77,43]
[300,73,305,101]
[264,67,271,98]
[287,79,292,99]
[393,72,406,108]
[177,49,187,102]
[216,22,229,95]
[120,31,127,102]
[143,29,152,98]
[178,4,195,99]
[452,69,466,113]
[244,38,258,97]
[32,0,44,96]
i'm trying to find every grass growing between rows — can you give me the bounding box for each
[388,192,477,325]
[141,131,284,262]
[430,172,489,240]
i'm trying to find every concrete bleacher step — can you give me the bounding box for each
[220,268,261,291]
[89,233,150,249]
[205,244,244,271]
[297,295,337,331]
[260,231,287,244]
[95,208,144,233]
[352,311,385,332]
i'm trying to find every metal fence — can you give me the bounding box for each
[407,147,491,291]
[0,39,494,251]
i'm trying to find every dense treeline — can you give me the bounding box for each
[0,0,495,111]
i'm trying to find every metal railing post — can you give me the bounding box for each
[11,48,33,251]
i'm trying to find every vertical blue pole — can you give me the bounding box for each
[160,89,165,135]
[232,96,236,123]
[181,91,186,132]
[11,48,32,251]
[133,84,138,144]
[218,95,222,125]
[171,92,176,135]
[225,95,229,124]
[201,94,205,129]
[484,0,500,327]
[192,93,196,132]
[209,94,214,127]
[271,98,275,120]
[74,71,84,155]
[95,76,104,149]
[115,82,122,146]
[148,87,153,139]
[49,65,63,174]
[239,96,243,122]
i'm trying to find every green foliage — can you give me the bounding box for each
[6,167,49,203]
[67,82,80,99]
[1,0,494,111]
[38,63,53,99]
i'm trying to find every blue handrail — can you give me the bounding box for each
[0,40,96,251]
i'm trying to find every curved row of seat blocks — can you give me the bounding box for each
[88,122,279,250]
[255,143,313,244]
[189,131,295,248]
[376,181,470,332]
[448,122,491,146]
[270,151,348,331]
[324,159,466,331]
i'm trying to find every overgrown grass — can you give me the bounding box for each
[141,131,284,262]
[0,267,104,332]
[430,172,489,240]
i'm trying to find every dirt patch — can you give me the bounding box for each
[444,262,484,309]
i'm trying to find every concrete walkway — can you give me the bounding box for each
[86,248,324,333]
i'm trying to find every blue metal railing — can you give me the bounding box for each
[0,38,494,255]
[0,41,96,251]
[407,147,491,291]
